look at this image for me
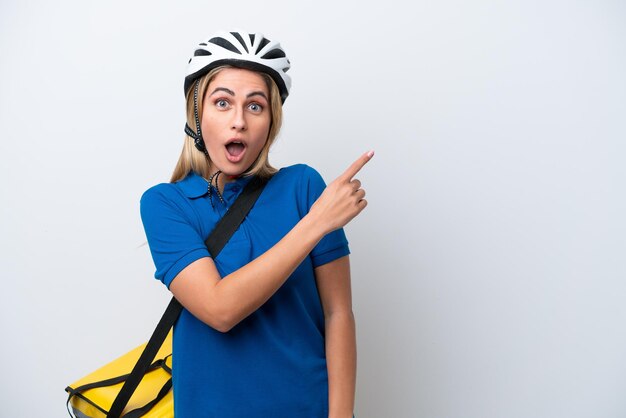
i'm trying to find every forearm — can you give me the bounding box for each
[212,213,325,330]
[326,311,357,418]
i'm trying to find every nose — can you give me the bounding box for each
[231,107,247,132]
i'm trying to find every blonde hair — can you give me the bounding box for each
[170,66,283,183]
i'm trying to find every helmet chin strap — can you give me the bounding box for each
[184,79,225,208]
[184,80,209,155]
[206,171,225,208]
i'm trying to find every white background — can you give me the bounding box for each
[1,1,625,417]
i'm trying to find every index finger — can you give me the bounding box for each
[340,150,375,181]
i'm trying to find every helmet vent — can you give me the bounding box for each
[255,37,270,54]
[230,32,249,53]
[261,49,286,60]
[208,37,242,54]
[194,49,212,57]
[249,34,256,44]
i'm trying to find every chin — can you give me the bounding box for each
[221,164,250,178]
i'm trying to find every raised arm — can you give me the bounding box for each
[168,151,373,332]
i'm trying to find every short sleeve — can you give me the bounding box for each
[299,165,351,268]
[140,185,211,288]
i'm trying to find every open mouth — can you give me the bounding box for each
[225,140,246,162]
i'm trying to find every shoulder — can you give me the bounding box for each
[140,182,181,208]
[270,164,327,199]
[274,164,324,185]
[139,181,194,221]
[141,171,207,206]
[270,164,328,216]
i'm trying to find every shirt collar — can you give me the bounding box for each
[177,171,255,198]
[176,172,207,198]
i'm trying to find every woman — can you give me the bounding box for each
[141,30,372,418]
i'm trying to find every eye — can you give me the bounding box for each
[215,99,230,109]
[248,103,263,112]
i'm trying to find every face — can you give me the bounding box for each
[201,68,271,179]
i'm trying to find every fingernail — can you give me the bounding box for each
[367,150,374,158]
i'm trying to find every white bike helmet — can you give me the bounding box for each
[185,30,292,103]
[183,30,292,177]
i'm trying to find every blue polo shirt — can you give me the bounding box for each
[140,164,350,418]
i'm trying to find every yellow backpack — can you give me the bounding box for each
[65,330,173,417]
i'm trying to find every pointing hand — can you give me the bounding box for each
[309,150,374,234]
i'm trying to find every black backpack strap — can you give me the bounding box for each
[122,378,172,418]
[104,175,269,418]
[204,176,268,256]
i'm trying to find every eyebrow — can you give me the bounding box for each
[209,87,268,102]
[209,87,235,96]
[246,91,268,101]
